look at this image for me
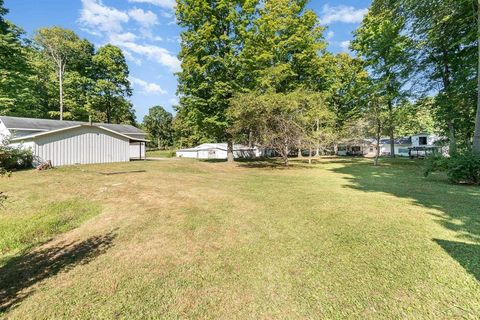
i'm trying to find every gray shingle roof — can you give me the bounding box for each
[0,116,145,137]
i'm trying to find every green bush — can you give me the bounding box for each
[424,154,448,177]
[0,140,33,171]
[425,151,480,185]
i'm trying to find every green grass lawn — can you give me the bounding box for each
[146,149,176,158]
[0,158,479,319]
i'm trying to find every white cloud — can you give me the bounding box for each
[110,32,138,42]
[168,97,179,106]
[79,0,129,34]
[128,8,159,28]
[130,77,167,94]
[326,31,335,40]
[78,0,180,73]
[340,40,351,52]
[320,5,368,25]
[128,0,176,10]
[123,50,142,65]
[117,42,181,72]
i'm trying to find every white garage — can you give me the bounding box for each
[176,143,257,160]
[0,116,148,167]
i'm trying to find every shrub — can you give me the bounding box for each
[0,139,33,171]
[424,154,448,178]
[425,151,480,185]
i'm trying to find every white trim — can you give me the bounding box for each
[97,126,150,142]
[8,128,49,132]
[11,124,150,143]
[11,125,84,141]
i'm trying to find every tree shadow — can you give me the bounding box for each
[235,158,323,170]
[332,161,480,242]
[331,160,480,280]
[0,232,116,313]
[434,239,480,282]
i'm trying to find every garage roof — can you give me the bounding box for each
[177,143,252,152]
[0,116,146,140]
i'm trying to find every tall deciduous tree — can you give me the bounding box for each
[320,53,369,149]
[404,0,477,153]
[34,27,89,120]
[352,0,413,157]
[241,0,326,93]
[91,44,134,124]
[0,0,36,116]
[474,0,480,153]
[176,0,258,162]
[143,106,173,149]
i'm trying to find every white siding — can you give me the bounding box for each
[32,126,130,166]
[176,150,198,158]
[129,142,146,160]
[176,148,254,159]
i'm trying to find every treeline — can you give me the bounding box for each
[0,0,135,124]
[353,0,478,154]
[172,0,480,158]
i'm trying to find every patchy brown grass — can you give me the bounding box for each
[1,158,479,319]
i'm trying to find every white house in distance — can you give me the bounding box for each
[337,133,444,157]
[176,143,261,160]
[0,116,148,167]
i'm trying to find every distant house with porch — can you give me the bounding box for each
[337,139,374,156]
[337,133,445,158]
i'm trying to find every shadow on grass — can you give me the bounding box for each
[235,158,328,170]
[331,160,480,277]
[434,239,480,281]
[0,232,116,313]
[332,160,480,241]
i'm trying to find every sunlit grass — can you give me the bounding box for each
[1,158,479,319]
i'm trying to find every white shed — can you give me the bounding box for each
[0,116,148,167]
[176,143,256,160]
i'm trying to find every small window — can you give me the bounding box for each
[419,137,427,145]
[351,146,361,152]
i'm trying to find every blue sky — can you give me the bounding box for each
[5,0,371,121]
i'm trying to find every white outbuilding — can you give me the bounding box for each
[0,116,148,167]
[176,143,259,160]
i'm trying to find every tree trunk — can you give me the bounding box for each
[58,64,64,121]
[227,139,234,163]
[107,99,112,124]
[282,142,289,166]
[448,120,457,155]
[388,100,395,158]
[474,0,480,153]
[389,131,395,158]
[374,122,381,166]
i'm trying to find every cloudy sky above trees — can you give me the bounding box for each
[5,0,371,119]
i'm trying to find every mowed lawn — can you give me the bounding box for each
[0,158,479,319]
